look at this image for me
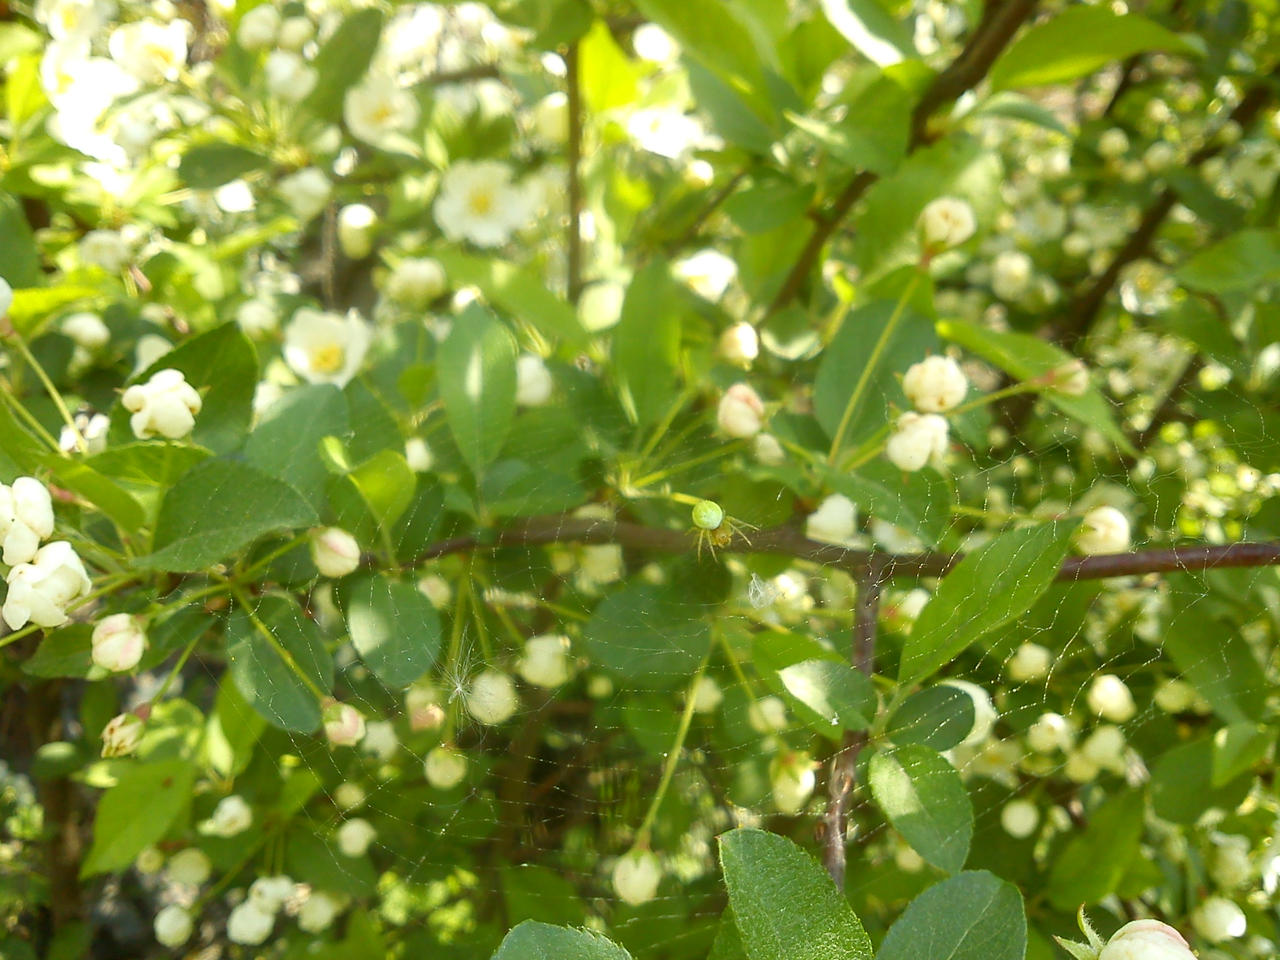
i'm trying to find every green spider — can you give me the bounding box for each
[690,499,755,559]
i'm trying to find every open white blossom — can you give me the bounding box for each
[200,794,252,837]
[36,0,118,41]
[918,196,976,249]
[264,50,316,102]
[433,160,532,248]
[2,541,91,630]
[283,308,372,386]
[108,19,188,84]
[236,5,279,49]
[344,73,419,148]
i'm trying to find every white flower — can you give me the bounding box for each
[943,680,997,747]
[518,634,571,687]
[717,383,765,438]
[1006,642,1052,682]
[1081,724,1127,773]
[236,299,278,338]
[886,412,949,472]
[336,818,376,858]
[748,696,788,733]
[279,168,332,222]
[530,91,568,142]
[466,670,519,725]
[100,711,143,757]
[805,493,857,547]
[1098,127,1130,158]
[432,160,531,248]
[36,0,117,41]
[719,322,759,365]
[361,720,397,761]
[323,701,366,747]
[264,50,316,102]
[1087,674,1136,723]
[166,848,211,887]
[1154,678,1197,714]
[405,438,434,473]
[753,433,785,465]
[108,19,188,84]
[902,355,967,412]
[236,4,279,49]
[1191,897,1246,943]
[283,308,371,386]
[200,794,252,837]
[337,204,378,259]
[0,477,55,566]
[1144,140,1177,174]
[1050,359,1090,396]
[992,250,1033,301]
[122,368,202,440]
[2,541,91,630]
[153,905,193,948]
[134,335,172,374]
[1119,259,1174,316]
[515,354,554,407]
[298,891,341,933]
[344,73,419,148]
[424,745,468,789]
[0,276,11,317]
[138,848,164,874]
[91,613,147,673]
[1211,835,1254,889]
[690,675,723,714]
[673,249,737,301]
[1077,506,1130,555]
[80,229,131,272]
[626,107,705,159]
[310,527,361,578]
[1100,919,1197,960]
[62,311,109,351]
[1026,712,1073,754]
[334,782,366,810]
[386,257,446,308]
[227,901,275,945]
[1000,799,1039,839]
[612,850,662,905]
[771,751,815,814]
[278,16,314,51]
[406,682,446,731]
[918,197,976,250]
[248,874,295,914]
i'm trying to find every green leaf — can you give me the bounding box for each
[302,8,384,121]
[0,192,41,287]
[430,250,586,345]
[1161,586,1267,724]
[583,582,712,688]
[899,521,1078,685]
[971,91,1074,137]
[818,0,915,68]
[613,261,684,427]
[343,573,443,686]
[938,319,1134,454]
[285,829,377,897]
[492,921,632,960]
[244,384,349,507]
[579,20,640,112]
[23,625,98,679]
[501,864,587,927]
[1046,789,1145,910]
[1175,229,1280,293]
[178,143,270,189]
[989,7,1200,90]
[144,459,317,572]
[825,461,949,548]
[814,299,939,453]
[335,449,416,536]
[40,456,146,531]
[1212,723,1273,788]
[227,594,334,732]
[886,685,976,751]
[481,459,586,517]
[205,678,266,778]
[784,72,914,176]
[719,827,873,960]
[1151,738,1252,825]
[438,305,518,476]
[776,659,874,738]
[877,871,1027,960]
[83,443,211,490]
[6,284,102,334]
[81,760,195,877]
[868,745,972,874]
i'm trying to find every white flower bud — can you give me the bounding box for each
[323,701,366,748]
[1026,712,1073,754]
[62,311,110,351]
[298,891,341,933]
[227,900,275,945]
[121,368,202,440]
[1077,506,1131,555]
[1050,359,1090,396]
[0,476,55,566]
[416,575,451,611]
[992,250,1033,301]
[279,168,332,222]
[236,299,278,338]
[1081,724,1127,773]
[1154,678,1197,714]
[465,670,519,725]
[277,16,314,50]
[101,712,144,757]
[771,751,815,814]
[334,782,365,810]
[1088,674,1136,722]
[902,355,967,413]
[1144,141,1177,174]
[166,847,211,886]
[2,541,91,630]
[886,412,949,472]
[236,4,279,49]
[748,696,788,733]
[1098,128,1130,158]
[264,50,316,103]
[717,383,765,438]
[358,719,396,762]
[1211,835,1253,889]
[753,433,785,465]
[1191,897,1247,943]
[310,527,361,578]
[805,493,857,546]
[718,322,759,366]
[91,613,148,672]
[200,794,253,837]
[515,354,554,406]
[249,874,295,913]
[690,675,723,714]
[154,904,194,947]
[918,197,976,250]
[518,634,572,687]
[943,680,996,747]
[336,818,376,858]
[136,846,164,874]
[1006,642,1052,682]
[386,257,446,308]
[1100,919,1197,960]
[425,745,468,790]
[337,204,377,259]
[1000,798,1039,839]
[612,850,662,905]
[1064,749,1100,783]
[81,229,131,273]
[404,437,434,473]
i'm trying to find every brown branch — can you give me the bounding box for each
[823,570,880,889]
[423,64,501,86]
[564,42,584,306]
